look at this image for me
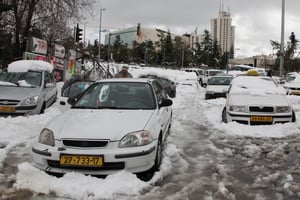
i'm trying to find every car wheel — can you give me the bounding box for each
[222,107,227,123]
[136,135,163,181]
[40,103,46,114]
[292,110,296,122]
[153,135,163,171]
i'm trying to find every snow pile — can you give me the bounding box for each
[8,60,54,73]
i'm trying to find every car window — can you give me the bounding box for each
[152,80,167,104]
[0,71,42,87]
[73,82,156,110]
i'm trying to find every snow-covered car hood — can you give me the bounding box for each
[0,86,40,100]
[206,85,230,93]
[48,109,155,141]
[228,94,289,107]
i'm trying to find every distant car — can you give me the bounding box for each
[205,75,233,100]
[59,80,94,106]
[201,69,224,87]
[222,76,296,125]
[0,60,57,115]
[32,78,173,179]
[284,73,300,95]
[139,74,176,98]
[184,68,205,84]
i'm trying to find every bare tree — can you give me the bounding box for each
[1,0,95,59]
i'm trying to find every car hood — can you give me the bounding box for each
[228,94,289,106]
[206,85,230,93]
[0,86,40,100]
[48,109,155,141]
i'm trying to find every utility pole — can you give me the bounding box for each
[279,0,285,77]
[98,8,106,62]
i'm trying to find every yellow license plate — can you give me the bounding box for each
[0,106,15,112]
[60,155,103,167]
[250,116,273,122]
[291,91,300,95]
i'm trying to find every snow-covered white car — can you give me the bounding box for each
[205,75,233,100]
[32,78,173,179]
[0,60,57,115]
[222,76,296,125]
[283,72,300,95]
[201,69,224,87]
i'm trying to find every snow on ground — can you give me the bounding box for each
[1,66,300,199]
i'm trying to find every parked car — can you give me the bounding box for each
[222,76,296,125]
[201,69,224,87]
[205,75,233,100]
[59,80,94,106]
[284,72,300,95]
[0,60,57,115]
[32,78,173,180]
[184,68,205,84]
[139,74,176,98]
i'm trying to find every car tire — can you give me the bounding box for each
[292,110,296,122]
[152,135,163,171]
[40,103,46,114]
[222,107,227,123]
[136,135,163,181]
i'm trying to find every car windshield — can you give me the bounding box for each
[208,77,233,85]
[62,81,93,98]
[0,71,42,87]
[208,70,223,76]
[72,82,156,110]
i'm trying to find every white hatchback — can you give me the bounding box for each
[32,78,173,179]
[222,76,296,125]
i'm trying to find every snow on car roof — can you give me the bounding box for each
[7,60,54,73]
[230,76,286,96]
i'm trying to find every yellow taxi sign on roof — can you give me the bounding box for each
[247,69,259,76]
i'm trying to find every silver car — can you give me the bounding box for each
[0,60,57,115]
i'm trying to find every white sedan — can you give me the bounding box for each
[205,75,233,100]
[222,76,296,125]
[284,72,300,95]
[32,78,173,179]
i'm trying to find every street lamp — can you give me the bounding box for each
[98,8,106,62]
[279,0,285,77]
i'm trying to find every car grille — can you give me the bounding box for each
[47,160,125,170]
[249,106,274,112]
[0,99,19,106]
[62,140,109,148]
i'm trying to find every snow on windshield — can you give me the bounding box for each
[230,76,286,96]
[8,60,53,73]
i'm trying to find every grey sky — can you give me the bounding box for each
[82,0,300,57]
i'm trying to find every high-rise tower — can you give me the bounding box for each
[210,4,235,55]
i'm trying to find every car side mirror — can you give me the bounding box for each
[67,96,77,105]
[159,98,173,108]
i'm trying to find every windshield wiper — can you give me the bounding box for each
[71,106,97,109]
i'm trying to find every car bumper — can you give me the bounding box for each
[32,140,157,175]
[227,112,293,125]
[0,104,41,116]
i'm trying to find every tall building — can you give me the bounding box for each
[211,8,235,55]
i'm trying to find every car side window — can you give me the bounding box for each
[152,81,166,104]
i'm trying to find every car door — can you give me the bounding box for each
[152,80,171,138]
[44,71,57,107]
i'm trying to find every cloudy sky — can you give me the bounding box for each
[80,0,300,58]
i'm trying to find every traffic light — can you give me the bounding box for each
[75,23,83,42]
[290,32,296,44]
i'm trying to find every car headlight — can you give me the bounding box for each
[39,128,55,146]
[21,96,39,106]
[229,105,249,113]
[276,106,292,113]
[119,130,153,148]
